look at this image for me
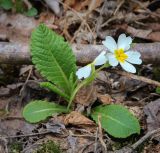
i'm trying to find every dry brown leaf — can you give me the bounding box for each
[144,98,160,131]
[64,111,95,126]
[64,0,103,11]
[0,11,37,43]
[131,1,149,13]
[64,0,76,11]
[147,32,160,42]
[144,98,160,141]
[125,25,160,42]
[0,119,35,136]
[147,23,160,31]
[75,83,97,106]
[97,94,113,104]
[126,26,152,38]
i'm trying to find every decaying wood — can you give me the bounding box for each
[0,42,160,65]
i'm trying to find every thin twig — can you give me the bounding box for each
[57,0,94,40]
[108,128,160,153]
[19,65,33,96]
[131,128,160,150]
[98,115,107,151]
[70,0,97,43]
[109,69,160,87]
[23,0,32,9]
[113,0,125,15]
[70,21,84,43]
[131,0,160,18]
[3,131,51,139]
[94,127,99,153]
[70,134,95,138]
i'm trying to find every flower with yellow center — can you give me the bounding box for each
[114,48,128,63]
[102,34,142,73]
[76,51,108,79]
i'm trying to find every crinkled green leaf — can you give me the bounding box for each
[0,0,13,10]
[14,0,24,13]
[40,82,70,101]
[25,7,38,17]
[91,104,140,138]
[23,100,67,123]
[31,24,77,95]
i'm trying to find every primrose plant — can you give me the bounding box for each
[23,24,142,138]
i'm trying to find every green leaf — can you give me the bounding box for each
[14,0,24,13]
[156,87,160,94]
[40,82,70,101]
[69,72,77,92]
[31,24,77,95]
[91,104,140,138]
[23,100,68,123]
[25,7,38,17]
[0,0,13,10]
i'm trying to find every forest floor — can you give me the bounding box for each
[0,0,160,153]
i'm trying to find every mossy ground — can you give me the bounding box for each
[9,142,23,153]
[34,140,62,153]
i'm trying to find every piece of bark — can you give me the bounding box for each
[0,42,160,65]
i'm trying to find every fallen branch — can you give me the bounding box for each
[0,42,160,65]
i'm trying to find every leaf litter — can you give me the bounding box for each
[0,0,160,152]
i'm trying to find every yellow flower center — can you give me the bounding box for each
[114,48,128,63]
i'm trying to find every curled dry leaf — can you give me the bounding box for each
[144,98,160,141]
[125,25,160,42]
[75,83,97,106]
[147,32,160,42]
[147,23,160,31]
[64,0,76,11]
[64,111,95,126]
[126,26,152,39]
[64,0,103,11]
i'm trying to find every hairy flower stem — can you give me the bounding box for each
[67,80,87,111]
[66,63,110,111]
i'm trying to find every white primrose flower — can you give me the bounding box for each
[76,51,108,79]
[102,34,142,73]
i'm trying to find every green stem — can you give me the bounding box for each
[96,63,109,72]
[67,80,87,111]
[67,63,110,111]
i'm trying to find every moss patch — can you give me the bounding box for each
[35,140,62,153]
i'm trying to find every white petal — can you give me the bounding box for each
[107,53,119,66]
[94,51,108,66]
[118,34,132,50]
[120,61,136,73]
[126,51,142,64]
[102,36,117,53]
[76,65,92,79]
